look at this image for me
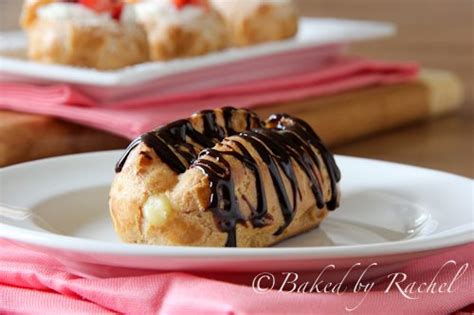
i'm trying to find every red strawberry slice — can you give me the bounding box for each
[78,0,124,19]
[79,0,112,12]
[172,0,208,10]
[111,2,124,20]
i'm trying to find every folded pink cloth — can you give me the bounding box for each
[0,239,472,314]
[0,56,418,139]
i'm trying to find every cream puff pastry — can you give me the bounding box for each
[132,0,228,61]
[110,107,341,247]
[211,0,298,46]
[21,0,149,70]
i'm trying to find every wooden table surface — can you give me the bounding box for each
[1,0,473,177]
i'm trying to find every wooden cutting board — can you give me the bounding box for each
[0,69,464,167]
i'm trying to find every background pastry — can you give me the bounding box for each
[132,0,228,61]
[21,0,149,70]
[110,108,341,247]
[211,0,298,46]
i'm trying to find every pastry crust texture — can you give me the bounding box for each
[21,1,149,70]
[211,0,298,46]
[109,108,341,247]
[134,2,228,61]
[21,0,299,67]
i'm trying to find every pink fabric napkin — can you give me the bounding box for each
[0,57,418,139]
[0,239,472,315]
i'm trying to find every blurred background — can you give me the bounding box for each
[2,0,472,102]
[0,0,472,176]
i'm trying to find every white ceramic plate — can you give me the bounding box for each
[0,151,472,277]
[0,18,394,87]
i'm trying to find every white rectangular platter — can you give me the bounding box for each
[0,18,395,87]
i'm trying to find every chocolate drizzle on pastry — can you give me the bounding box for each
[193,114,341,246]
[115,107,340,247]
[115,107,261,173]
[266,114,341,210]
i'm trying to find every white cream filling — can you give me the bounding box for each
[142,194,173,230]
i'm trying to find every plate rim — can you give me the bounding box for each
[0,222,472,259]
[1,150,473,260]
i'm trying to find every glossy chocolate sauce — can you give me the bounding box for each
[115,107,261,173]
[193,114,340,246]
[115,108,340,247]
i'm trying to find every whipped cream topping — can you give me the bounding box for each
[211,0,295,18]
[133,0,207,26]
[38,3,113,24]
[37,2,136,25]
